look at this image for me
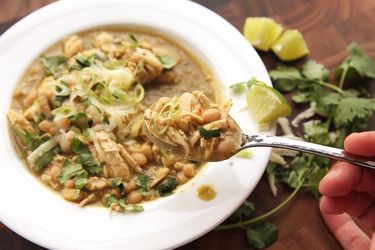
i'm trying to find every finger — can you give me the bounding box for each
[358,203,375,230]
[344,132,375,156]
[320,194,356,214]
[321,212,371,250]
[371,232,375,250]
[355,168,375,192]
[319,162,361,196]
[345,192,374,217]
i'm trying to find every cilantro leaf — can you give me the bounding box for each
[246,222,278,249]
[230,82,246,94]
[34,147,56,172]
[41,55,67,78]
[269,64,303,92]
[305,167,328,198]
[160,55,177,69]
[76,153,103,174]
[70,112,90,130]
[104,195,126,210]
[302,60,329,81]
[229,201,255,222]
[230,78,265,94]
[303,120,332,145]
[110,178,123,187]
[71,137,102,174]
[136,175,150,196]
[105,195,119,207]
[157,176,178,196]
[269,64,302,80]
[198,127,220,138]
[15,129,49,151]
[58,160,87,184]
[336,43,375,86]
[110,178,125,195]
[74,171,88,190]
[71,137,90,154]
[291,91,310,103]
[334,97,375,126]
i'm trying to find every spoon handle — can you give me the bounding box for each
[242,134,375,170]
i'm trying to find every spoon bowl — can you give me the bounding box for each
[144,115,375,170]
[143,115,243,162]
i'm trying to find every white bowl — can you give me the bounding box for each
[0,0,273,249]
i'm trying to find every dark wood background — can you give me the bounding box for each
[2,0,375,249]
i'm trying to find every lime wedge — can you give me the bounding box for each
[244,17,283,51]
[235,149,253,159]
[246,83,291,124]
[271,29,309,61]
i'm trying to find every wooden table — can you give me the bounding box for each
[2,0,375,249]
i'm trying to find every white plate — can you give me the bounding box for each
[0,0,273,249]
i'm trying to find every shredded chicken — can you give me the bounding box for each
[7,110,35,133]
[118,144,143,174]
[150,168,169,187]
[99,138,132,181]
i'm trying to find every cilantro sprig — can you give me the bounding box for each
[220,42,375,249]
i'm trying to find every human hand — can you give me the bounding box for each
[319,131,375,250]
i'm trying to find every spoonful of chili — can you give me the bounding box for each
[144,91,375,170]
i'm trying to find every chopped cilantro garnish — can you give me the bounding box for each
[15,129,49,151]
[71,137,102,174]
[34,147,56,172]
[198,127,220,139]
[157,176,178,197]
[135,175,150,196]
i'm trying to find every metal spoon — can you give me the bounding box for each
[144,116,375,170]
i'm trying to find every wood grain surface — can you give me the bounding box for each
[1,0,375,249]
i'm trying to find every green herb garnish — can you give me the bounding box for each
[160,55,177,69]
[135,175,150,196]
[15,129,49,151]
[157,176,178,196]
[34,147,56,172]
[198,127,220,139]
[245,222,278,249]
[336,42,375,88]
[71,137,102,174]
[229,78,265,94]
[70,112,90,130]
[58,160,85,182]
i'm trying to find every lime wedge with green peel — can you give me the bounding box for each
[246,83,291,124]
[271,29,309,61]
[243,17,283,51]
